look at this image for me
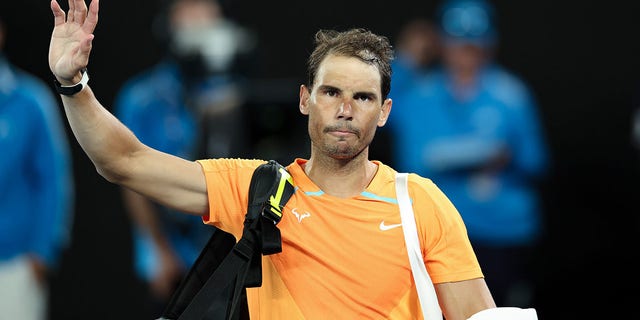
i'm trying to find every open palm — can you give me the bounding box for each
[49,0,99,83]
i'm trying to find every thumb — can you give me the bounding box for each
[78,34,95,63]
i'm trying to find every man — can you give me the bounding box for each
[389,0,549,308]
[48,0,506,318]
[389,18,440,100]
[0,13,74,320]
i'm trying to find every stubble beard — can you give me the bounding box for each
[319,131,374,161]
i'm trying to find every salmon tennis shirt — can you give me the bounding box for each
[197,158,483,319]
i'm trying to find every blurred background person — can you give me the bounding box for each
[112,0,258,316]
[0,15,74,320]
[388,0,550,308]
[371,18,441,165]
[389,17,440,100]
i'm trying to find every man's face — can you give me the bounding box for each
[299,54,392,160]
[169,0,220,30]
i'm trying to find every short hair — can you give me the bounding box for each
[306,28,394,101]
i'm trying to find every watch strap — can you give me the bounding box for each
[54,68,89,96]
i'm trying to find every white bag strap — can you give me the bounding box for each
[467,307,538,319]
[395,172,443,320]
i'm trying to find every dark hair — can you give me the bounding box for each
[307,28,394,101]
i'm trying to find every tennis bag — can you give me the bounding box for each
[158,160,295,320]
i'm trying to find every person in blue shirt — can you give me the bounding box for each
[389,17,440,101]
[113,0,256,316]
[0,16,74,320]
[389,0,550,308]
[371,18,440,165]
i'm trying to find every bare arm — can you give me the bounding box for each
[49,0,208,215]
[435,278,496,320]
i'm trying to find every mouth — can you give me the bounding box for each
[325,127,358,139]
[329,130,355,138]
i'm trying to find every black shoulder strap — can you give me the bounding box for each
[158,160,295,320]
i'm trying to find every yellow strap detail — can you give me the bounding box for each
[268,168,293,218]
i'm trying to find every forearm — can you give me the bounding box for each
[60,85,143,182]
[436,278,496,320]
[424,136,506,173]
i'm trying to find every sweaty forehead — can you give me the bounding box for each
[315,55,382,93]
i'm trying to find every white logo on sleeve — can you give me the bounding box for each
[291,208,311,223]
[379,221,402,231]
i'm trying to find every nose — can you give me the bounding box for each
[337,99,353,119]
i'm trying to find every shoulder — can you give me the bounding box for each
[406,173,441,200]
[394,69,447,110]
[483,66,535,107]
[9,69,62,125]
[413,69,447,96]
[379,165,441,200]
[116,62,180,104]
[405,173,459,219]
[12,68,57,107]
[390,71,445,123]
[197,158,267,174]
[196,158,269,205]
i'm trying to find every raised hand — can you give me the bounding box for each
[49,0,99,85]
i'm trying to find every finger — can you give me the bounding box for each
[50,0,67,27]
[73,0,88,25]
[82,0,99,34]
[68,0,76,23]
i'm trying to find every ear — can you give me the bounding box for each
[377,98,393,127]
[299,85,311,115]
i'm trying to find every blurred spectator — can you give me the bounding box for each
[372,18,440,165]
[389,0,550,308]
[0,16,74,320]
[389,17,440,100]
[112,0,257,316]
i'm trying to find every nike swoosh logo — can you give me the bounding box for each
[379,221,402,231]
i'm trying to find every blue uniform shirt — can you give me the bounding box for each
[0,55,74,268]
[389,64,549,246]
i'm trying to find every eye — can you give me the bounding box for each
[354,93,373,102]
[324,88,339,97]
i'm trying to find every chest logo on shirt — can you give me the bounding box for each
[291,208,311,223]
[379,221,402,231]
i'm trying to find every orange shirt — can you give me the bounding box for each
[197,158,483,319]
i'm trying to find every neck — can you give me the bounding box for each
[304,151,378,198]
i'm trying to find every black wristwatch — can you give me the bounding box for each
[54,68,89,96]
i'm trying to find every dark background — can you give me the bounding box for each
[2,0,640,318]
